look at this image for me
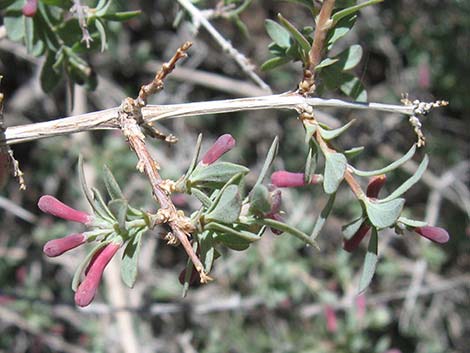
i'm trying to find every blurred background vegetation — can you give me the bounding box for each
[0,1,469,352]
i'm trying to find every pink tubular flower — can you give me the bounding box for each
[271,171,322,188]
[74,242,121,307]
[38,195,93,225]
[366,174,387,199]
[201,134,236,165]
[178,266,200,287]
[344,223,371,252]
[414,226,450,244]
[43,233,86,257]
[22,0,38,17]
[323,305,338,333]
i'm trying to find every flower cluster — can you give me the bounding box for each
[343,175,450,252]
[39,195,123,307]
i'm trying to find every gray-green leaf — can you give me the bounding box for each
[103,165,124,200]
[332,0,384,24]
[253,136,279,189]
[323,152,347,194]
[350,144,417,177]
[277,14,311,53]
[121,229,144,288]
[365,198,405,229]
[189,162,249,187]
[249,184,272,215]
[319,119,355,140]
[265,19,291,48]
[379,155,428,203]
[311,193,336,240]
[359,227,378,293]
[108,199,128,230]
[205,185,241,224]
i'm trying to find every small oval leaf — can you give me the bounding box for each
[205,185,241,224]
[265,19,291,48]
[323,152,347,194]
[249,184,272,214]
[189,162,249,187]
[365,198,405,229]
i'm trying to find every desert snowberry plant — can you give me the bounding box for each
[0,0,452,309]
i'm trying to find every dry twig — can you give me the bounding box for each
[177,0,271,93]
[299,0,336,94]
[117,42,210,283]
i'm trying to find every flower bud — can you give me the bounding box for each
[38,195,92,224]
[201,134,236,165]
[22,0,38,17]
[43,233,86,257]
[74,242,121,307]
[271,171,322,188]
[414,226,450,244]
[343,224,371,252]
[269,189,282,215]
[178,266,200,287]
[366,174,387,199]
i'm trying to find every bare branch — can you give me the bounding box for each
[299,0,336,94]
[117,43,210,282]
[2,94,418,146]
[177,0,271,93]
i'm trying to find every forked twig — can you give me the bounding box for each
[117,42,211,283]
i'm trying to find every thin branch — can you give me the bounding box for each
[300,0,336,94]
[117,43,210,282]
[177,0,271,93]
[2,94,416,145]
[145,61,267,97]
[0,195,37,223]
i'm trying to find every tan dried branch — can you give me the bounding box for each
[137,42,192,106]
[2,95,427,146]
[117,43,211,284]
